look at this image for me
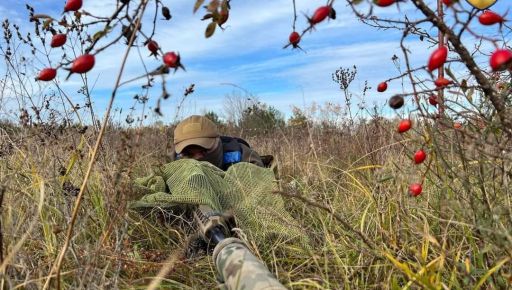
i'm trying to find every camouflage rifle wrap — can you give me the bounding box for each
[213,238,287,290]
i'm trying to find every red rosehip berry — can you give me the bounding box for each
[442,0,458,6]
[377,82,388,92]
[479,11,505,26]
[36,68,57,81]
[310,6,331,25]
[374,0,395,7]
[428,95,438,106]
[428,46,448,71]
[434,77,452,88]
[64,0,82,12]
[409,183,423,196]
[414,149,427,164]
[147,40,159,57]
[71,54,95,74]
[51,34,67,48]
[162,52,185,71]
[289,31,301,47]
[398,119,412,133]
[163,52,179,67]
[490,49,512,71]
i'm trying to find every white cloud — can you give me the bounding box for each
[1,0,509,124]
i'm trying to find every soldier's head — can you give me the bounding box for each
[174,115,222,163]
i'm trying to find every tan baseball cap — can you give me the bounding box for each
[174,115,219,153]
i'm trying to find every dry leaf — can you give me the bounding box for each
[205,22,216,38]
[193,0,205,13]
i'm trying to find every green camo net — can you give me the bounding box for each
[130,159,308,248]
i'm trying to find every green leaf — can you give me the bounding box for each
[92,26,112,42]
[92,30,106,42]
[473,257,510,290]
[205,22,216,38]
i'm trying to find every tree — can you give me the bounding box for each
[288,106,311,128]
[238,102,285,135]
[204,110,224,127]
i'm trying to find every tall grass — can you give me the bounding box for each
[0,114,510,289]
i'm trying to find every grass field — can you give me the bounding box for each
[0,114,510,289]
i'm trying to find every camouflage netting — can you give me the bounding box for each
[130,159,309,248]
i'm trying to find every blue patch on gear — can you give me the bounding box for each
[223,151,241,164]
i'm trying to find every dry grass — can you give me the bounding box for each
[0,116,511,289]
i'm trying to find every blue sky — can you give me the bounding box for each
[0,0,509,124]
